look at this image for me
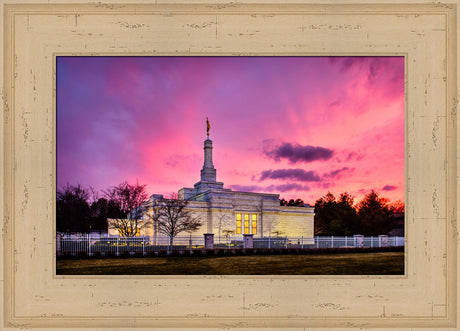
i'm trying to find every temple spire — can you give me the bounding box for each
[193,118,224,192]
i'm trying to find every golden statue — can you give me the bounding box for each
[206,117,211,137]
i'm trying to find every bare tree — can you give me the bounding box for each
[105,181,150,237]
[153,193,202,248]
[214,209,234,244]
[222,229,234,246]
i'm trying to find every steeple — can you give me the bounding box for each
[201,138,216,182]
[193,118,224,192]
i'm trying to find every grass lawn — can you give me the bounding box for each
[56,251,404,275]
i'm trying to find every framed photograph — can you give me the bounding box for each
[1,0,458,329]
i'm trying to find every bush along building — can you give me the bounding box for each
[108,122,315,247]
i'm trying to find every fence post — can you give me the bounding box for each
[301,236,304,249]
[285,236,287,249]
[190,234,193,254]
[316,236,319,248]
[331,235,334,248]
[345,236,347,248]
[370,236,373,248]
[143,236,145,256]
[116,237,119,256]
[88,233,92,256]
[243,234,254,249]
[378,235,389,247]
[268,235,271,249]
[204,233,214,249]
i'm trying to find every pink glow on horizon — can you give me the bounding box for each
[57,56,404,205]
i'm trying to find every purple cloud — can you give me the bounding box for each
[382,185,397,191]
[323,167,354,179]
[269,183,311,192]
[264,142,334,164]
[259,169,321,182]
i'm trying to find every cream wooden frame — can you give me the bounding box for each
[0,1,458,329]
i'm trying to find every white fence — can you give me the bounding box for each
[57,234,405,257]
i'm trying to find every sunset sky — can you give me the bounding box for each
[57,56,404,205]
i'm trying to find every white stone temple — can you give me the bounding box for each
[109,121,315,243]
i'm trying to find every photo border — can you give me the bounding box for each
[1,1,458,329]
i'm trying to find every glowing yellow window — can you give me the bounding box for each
[252,215,257,234]
[135,228,140,237]
[236,220,242,234]
[236,214,242,234]
[244,214,249,234]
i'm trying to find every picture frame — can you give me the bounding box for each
[1,0,458,329]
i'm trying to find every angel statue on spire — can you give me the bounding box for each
[206,117,211,137]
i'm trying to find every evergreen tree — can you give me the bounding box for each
[356,190,391,235]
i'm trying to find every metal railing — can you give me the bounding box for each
[57,234,405,257]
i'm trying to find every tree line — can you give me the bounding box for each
[58,181,403,239]
[57,182,201,245]
[312,191,404,236]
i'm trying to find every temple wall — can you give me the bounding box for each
[278,207,315,242]
[109,191,314,240]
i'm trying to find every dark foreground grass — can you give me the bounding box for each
[57,251,404,275]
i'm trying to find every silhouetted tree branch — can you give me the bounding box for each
[105,181,149,237]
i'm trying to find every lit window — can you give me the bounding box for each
[244,214,249,234]
[236,214,242,234]
[252,215,257,234]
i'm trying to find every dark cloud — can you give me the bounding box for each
[323,167,354,179]
[266,183,311,192]
[382,185,397,191]
[259,169,321,182]
[264,142,334,164]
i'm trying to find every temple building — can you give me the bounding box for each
[109,122,314,243]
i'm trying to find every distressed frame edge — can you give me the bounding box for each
[0,1,458,329]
